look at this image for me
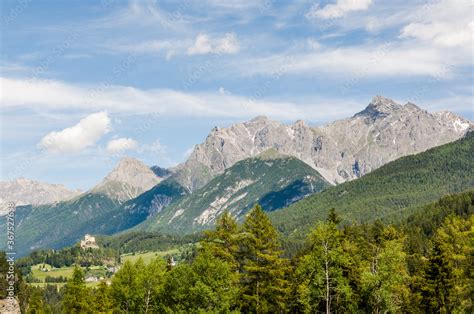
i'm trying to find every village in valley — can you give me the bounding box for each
[21,234,187,288]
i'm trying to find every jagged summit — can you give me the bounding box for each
[92,157,161,202]
[172,96,471,190]
[355,95,402,118]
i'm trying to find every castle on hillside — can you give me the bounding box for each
[80,234,99,249]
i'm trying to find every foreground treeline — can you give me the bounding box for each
[4,191,474,313]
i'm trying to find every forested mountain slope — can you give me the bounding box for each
[139,150,330,234]
[271,132,474,238]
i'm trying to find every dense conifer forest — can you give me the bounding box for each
[1,190,472,313]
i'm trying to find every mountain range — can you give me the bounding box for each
[0,178,81,215]
[171,95,471,190]
[1,96,472,256]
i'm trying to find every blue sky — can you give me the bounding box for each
[1,0,473,190]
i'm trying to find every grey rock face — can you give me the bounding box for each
[174,96,472,190]
[92,157,161,203]
[0,178,82,215]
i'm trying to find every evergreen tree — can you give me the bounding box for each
[296,221,354,313]
[62,266,91,313]
[327,208,341,225]
[424,215,473,313]
[239,205,289,313]
[201,211,240,270]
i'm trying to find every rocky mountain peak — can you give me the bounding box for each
[99,157,160,187]
[355,95,402,118]
[92,157,161,201]
[173,96,471,190]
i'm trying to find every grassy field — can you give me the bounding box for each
[30,264,107,287]
[31,264,75,281]
[121,248,180,264]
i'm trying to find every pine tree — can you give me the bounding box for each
[327,208,341,225]
[424,215,473,313]
[201,211,240,270]
[239,205,289,313]
[62,266,91,313]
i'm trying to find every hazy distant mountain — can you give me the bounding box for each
[0,157,162,255]
[0,178,81,214]
[138,149,330,234]
[172,96,471,191]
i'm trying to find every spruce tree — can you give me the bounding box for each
[424,215,473,313]
[201,211,240,270]
[239,205,289,313]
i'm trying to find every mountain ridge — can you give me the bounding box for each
[0,178,82,215]
[137,149,330,234]
[171,96,472,191]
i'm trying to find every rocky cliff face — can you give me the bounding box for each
[174,96,472,190]
[0,178,81,214]
[92,157,162,203]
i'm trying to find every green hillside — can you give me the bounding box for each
[0,178,188,256]
[94,179,188,235]
[139,149,330,234]
[271,132,474,238]
[0,192,120,256]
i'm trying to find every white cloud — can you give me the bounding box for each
[399,0,473,49]
[39,112,111,153]
[0,76,359,121]
[187,33,239,55]
[307,0,372,19]
[106,137,138,154]
[401,22,473,47]
[239,43,451,78]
